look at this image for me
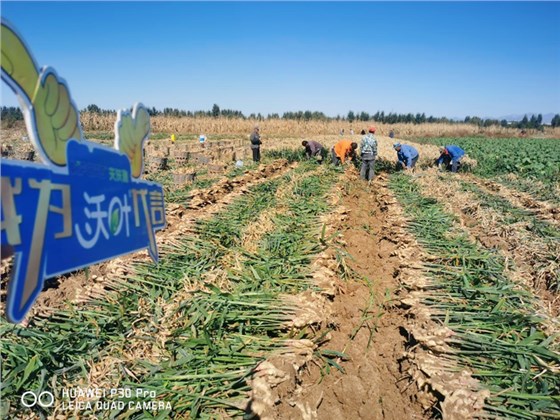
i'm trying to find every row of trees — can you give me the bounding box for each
[1,106,23,119]
[150,105,245,119]
[515,114,546,130]
[465,114,548,130]
[2,105,559,128]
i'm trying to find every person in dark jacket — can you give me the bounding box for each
[302,140,324,163]
[393,143,419,171]
[436,145,465,173]
[249,126,262,163]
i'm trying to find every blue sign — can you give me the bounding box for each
[1,141,166,323]
[0,18,166,323]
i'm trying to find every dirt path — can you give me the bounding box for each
[312,172,427,420]
[252,168,429,420]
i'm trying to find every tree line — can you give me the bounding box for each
[1,104,559,129]
[1,106,23,127]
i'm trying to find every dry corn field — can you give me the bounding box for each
[1,123,560,419]
[76,113,560,138]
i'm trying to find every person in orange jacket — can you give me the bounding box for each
[331,140,358,166]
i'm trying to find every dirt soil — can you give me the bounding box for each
[258,170,429,420]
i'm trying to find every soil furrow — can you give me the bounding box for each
[415,170,559,317]
[250,168,435,420]
[465,174,560,226]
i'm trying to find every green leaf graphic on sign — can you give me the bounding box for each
[110,209,120,235]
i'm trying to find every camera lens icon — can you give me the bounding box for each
[21,391,54,408]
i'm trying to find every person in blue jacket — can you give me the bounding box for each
[393,143,419,171]
[436,145,465,173]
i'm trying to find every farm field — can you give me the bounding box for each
[414,137,560,205]
[1,131,559,419]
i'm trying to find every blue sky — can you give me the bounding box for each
[1,1,559,119]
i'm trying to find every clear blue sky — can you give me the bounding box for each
[1,1,559,119]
